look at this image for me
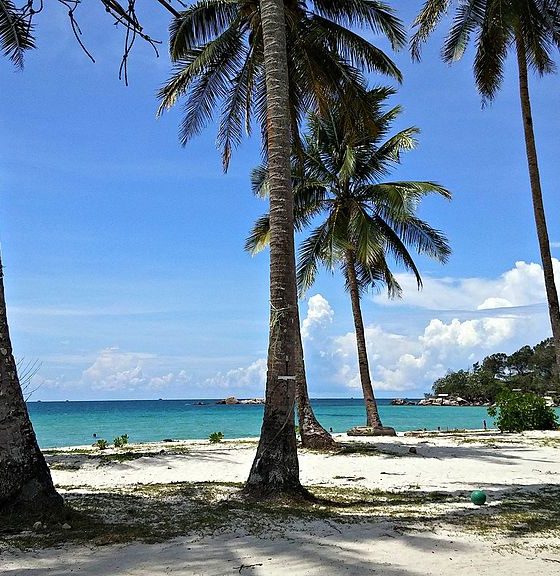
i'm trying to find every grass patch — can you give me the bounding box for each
[460,486,560,536]
[3,482,560,551]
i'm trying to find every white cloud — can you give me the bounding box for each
[205,358,267,394]
[301,294,334,340]
[81,348,190,392]
[373,259,560,311]
[551,242,560,249]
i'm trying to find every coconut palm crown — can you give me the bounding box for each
[247,88,452,427]
[157,0,407,169]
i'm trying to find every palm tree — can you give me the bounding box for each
[159,0,406,494]
[248,88,451,430]
[411,0,560,380]
[158,0,406,169]
[0,1,62,514]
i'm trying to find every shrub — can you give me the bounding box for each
[94,439,109,450]
[113,434,129,448]
[209,431,224,443]
[488,391,558,432]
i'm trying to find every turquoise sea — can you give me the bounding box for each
[25,398,546,449]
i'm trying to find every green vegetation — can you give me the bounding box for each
[3,481,559,551]
[208,431,224,444]
[93,439,108,450]
[432,339,558,403]
[113,434,129,448]
[488,391,558,433]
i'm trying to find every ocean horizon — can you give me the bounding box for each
[24,397,532,449]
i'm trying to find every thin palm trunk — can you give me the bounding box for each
[0,254,63,514]
[294,313,336,450]
[515,33,560,380]
[345,250,383,428]
[245,0,302,495]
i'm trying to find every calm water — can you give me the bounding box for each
[25,398,520,448]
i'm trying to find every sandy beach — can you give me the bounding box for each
[2,430,560,575]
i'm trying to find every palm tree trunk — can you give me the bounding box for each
[295,312,336,450]
[345,250,384,428]
[515,34,560,380]
[245,0,302,496]
[0,253,63,515]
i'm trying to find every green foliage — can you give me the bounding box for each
[158,0,406,169]
[113,434,129,449]
[432,339,558,403]
[94,439,108,450]
[208,431,224,444]
[247,88,451,299]
[488,391,558,433]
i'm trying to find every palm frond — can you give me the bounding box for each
[245,214,270,254]
[0,0,34,68]
[410,0,452,60]
[442,0,485,63]
[170,0,240,58]
[474,3,510,100]
[312,0,407,49]
[296,220,331,294]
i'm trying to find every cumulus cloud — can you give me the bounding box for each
[205,358,267,393]
[373,259,560,311]
[310,260,554,394]
[81,347,190,392]
[301,294,334,340]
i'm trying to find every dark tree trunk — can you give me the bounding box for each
[245,0,303,496]
[0,254,63,515]
[294,312,336,450]
[515,34,560,380]
[345,251,384,428]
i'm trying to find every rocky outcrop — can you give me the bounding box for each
[216,397,265,405]
[346,426,397,437]
[417,396,491,407]
[391,398,415,406]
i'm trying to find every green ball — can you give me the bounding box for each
[470,490,487,505]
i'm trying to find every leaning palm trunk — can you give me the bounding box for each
[515,34,560,379]
[245,0,302,496]
[345,251,385,429]
[0,254,63,514]
[294,316,336,450]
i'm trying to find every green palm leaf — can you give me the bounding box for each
[0,0,34,68]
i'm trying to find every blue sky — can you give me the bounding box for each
[1,2,559,401]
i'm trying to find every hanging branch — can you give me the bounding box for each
[11,0,183,81]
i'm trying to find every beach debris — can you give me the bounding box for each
[409,447,417,454]
[32,521,43,532]
[347,426,396,437]
[61,523,72,530]
[470,490,487,505]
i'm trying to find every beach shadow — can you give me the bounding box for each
[2,480,559,575]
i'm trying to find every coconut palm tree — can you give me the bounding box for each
[0,1,63,514]
[159,0,406,494]
[248,88,451,430]
[411,0,560,379]
[158,0,406,169]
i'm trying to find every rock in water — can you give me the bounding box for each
[346,426,397,437]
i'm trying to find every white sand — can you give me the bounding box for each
[3,430,560,575]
